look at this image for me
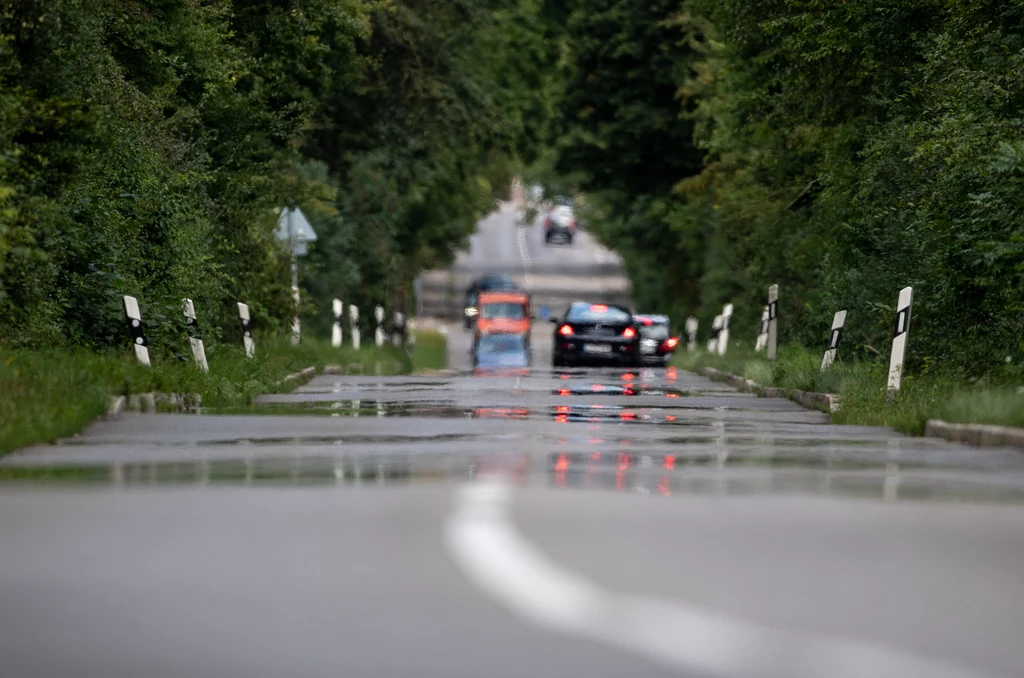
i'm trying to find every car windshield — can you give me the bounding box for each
[481,302,526,319]
[640,324,670,339]
[478,334,526,353]
[565,304,631,323]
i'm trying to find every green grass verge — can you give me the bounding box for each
[0,335,411,455]
[411,329,448,372]
[674,344,1024,435]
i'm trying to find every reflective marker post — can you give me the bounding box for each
[332,299,344,348]
[717,303,734,356]
[767,284,779,361]
[122,295,151,366]
[707,315,723,353]
[237,302,255,358]
[755,306,769,352]
[887,287,914,398]
[374,306,385,347]
[820,310,847,371]
[350,305,361,350]
[182,298,209,372]
[685,317,698,353]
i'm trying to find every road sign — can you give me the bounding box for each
[274,206,317,256]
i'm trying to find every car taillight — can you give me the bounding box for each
[622,327,636,339]
[558,324,574,336]
[660,337,679,351]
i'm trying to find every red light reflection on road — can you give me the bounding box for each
[666,393,679,398]
[621,373,636,381]
[555,454,569,472]
[555,414,569,423]
[665,415,677,422]
[663,455,676,471]
[558,389,570,396]
[591,384,605,392]
[657,476,671,496]
[666,367,678,380]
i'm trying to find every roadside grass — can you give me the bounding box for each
[411,329,448,372]
[0,335,411,455]
[673,343,1024,435]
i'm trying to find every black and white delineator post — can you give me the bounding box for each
[122,295,151,366]
[707,315,723,353]
[237,302,255,358]
[755,306,769,352]
[887,287,914,397]
[717,303,734,356]
[374,306,385,347]
[820,310,847,371]
[350,305,361,350]
[332,299,343,348]
[685,317,698,353]
[393,311,405,347]
[182,298,209,373]
[767,284,779,360]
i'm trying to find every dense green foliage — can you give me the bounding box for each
[1,0,550,350]
[551,0,1024,380]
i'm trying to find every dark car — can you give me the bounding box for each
[634,314,679,366]
[464,274,517,329]
[543,205,576,245]
[551,302,641,367]
[472,332,531,370]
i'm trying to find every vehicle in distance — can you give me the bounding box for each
[472,332,531,370]
[634,314,679,366]
[475,291,531,337]
[551,302,641,367]
[464,273,517,329]
[543,205,576,245]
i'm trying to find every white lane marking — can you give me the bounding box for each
[445,478,997,678]
[516,225,533,290]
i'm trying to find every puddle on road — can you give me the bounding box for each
[4,450,1024,505]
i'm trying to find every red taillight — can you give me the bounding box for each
[558,324,574,336]
[641,318,654,326]
[622,327,636,339]
[661,337,679,351]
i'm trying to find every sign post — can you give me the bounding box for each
[820,310,847,371]
[332,299,344,348]
[887,287,914,398]
[717,303,734,356]
[767,284,779,360]
[182,298,209,372]
[350,305,361,350]
[375,306,385,347]
[275,205,317,345]
[237,302,255,358]
[685,317,698,353]
[122,296,151,366]
[755,306,769,351]
[707,315,723,353]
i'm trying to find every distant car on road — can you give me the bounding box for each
[464,273,517,329]
[543,205,576,246]
[551,302,641,367]
[472,332,531,370]
[633,314,679,366]
[475,291,532,337]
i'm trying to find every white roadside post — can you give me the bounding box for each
[374,306,385,347]
[767,284,779,360]
[887,287,914,398]
[350,305,361,350]
[237,302,255,358]
[332,299,344,348]
[393,311,405,347]
[274,205,317,345]
[755,306,769,352]
[685,317,698,353]
[717,303,734,356]
[820,310,848,371]
[707,315,723,353]
[122,295,151,366]
[182,298,209,372]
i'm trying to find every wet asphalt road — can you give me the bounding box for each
[3,208,1024,677]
